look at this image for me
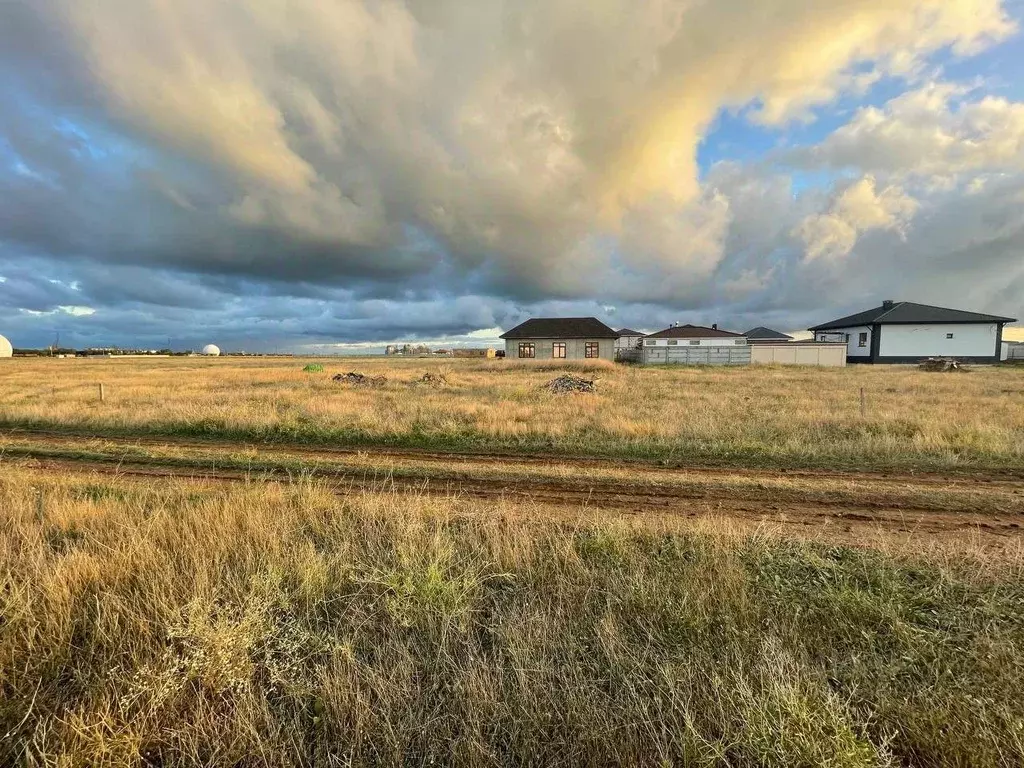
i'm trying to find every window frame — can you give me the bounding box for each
[946,332,954,339]
[518,342,535,359]
[689,340,701,346]
[552,342,566,359]
[858,332,868,348]
[584,342,600,359]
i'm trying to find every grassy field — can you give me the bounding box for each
[0,357,1023,471]
[2,467,1023,767]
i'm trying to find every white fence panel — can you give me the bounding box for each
[749,344,846,367]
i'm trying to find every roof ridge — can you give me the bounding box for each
[874,301,905,322]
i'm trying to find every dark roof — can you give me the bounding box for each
[744,326,793,341]
[500,317,619,339]
[615,328,644,336]
[645,324,743,339]
[810,301,1016,331]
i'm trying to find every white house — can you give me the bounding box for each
[809,300,1017,364]
[642,324,749,365]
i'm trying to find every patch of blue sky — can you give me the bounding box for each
[697,76,904,178]
[696,42,1011,192]
[940,27,1024,101]
[51,115,151,171]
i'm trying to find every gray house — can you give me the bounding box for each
[744,326,794,343]
[500,317,618,361]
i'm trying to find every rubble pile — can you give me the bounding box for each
[919,357,969,372]
[332,372,387,386]
[416,372,449,387]
[544,374,597,394]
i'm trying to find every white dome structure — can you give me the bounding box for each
[201,344,221,356]
[0,335,12,358]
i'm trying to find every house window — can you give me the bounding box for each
[645,339,655,346]
[844,334,850,343]
[518,342,535,359]
[552,342,566,359]
[946,333,954,339]
[584,342,599,358]
[858,332,868,348]
[689,340,700,346]
[667,340,679,346]
[734,339,746,345]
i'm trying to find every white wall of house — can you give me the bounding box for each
[644,338,747,347]
[878,323,999,358]
[814,326,871,357]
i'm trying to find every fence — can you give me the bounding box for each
[615,347,642,363]
[749,343,847,367]
[642,345,751,366]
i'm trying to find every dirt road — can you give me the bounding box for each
[3,428,1023,546]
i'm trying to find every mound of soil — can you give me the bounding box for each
[416,372,449,387]
[919,357,969,372]
[332,372,387,386]
[545,374,597,394]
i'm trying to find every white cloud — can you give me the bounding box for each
[789,81,1024,181]
[795,176,918,261]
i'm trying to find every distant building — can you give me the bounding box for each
[452,348,496,358]
[744,326,794,344]
[809,300,1016,364]
[614,328,645,350]
[642,324,748,365]
[500,317,618,361]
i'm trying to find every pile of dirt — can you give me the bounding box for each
[544,374,597,394]
[332,372,387,386]
[919,357,969,372]
[416,372,448,387]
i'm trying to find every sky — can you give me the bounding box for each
[1,0,1023,352]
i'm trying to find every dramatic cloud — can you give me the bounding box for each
[795,177,920,261]
[788,82,1024,180]
[0,0,1021,349]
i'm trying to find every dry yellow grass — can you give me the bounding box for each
[2,466,1024,766]
[1,356,1022,470]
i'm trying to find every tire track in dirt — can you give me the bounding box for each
[4,426,1023,490]
[8,451,1024,542]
